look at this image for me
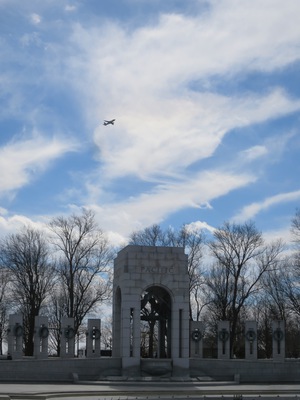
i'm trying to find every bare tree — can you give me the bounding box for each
[206,221,283,357]
[279,209,300,318]
[167,225,206,320]
[49,209,113,334]
[46,285,69,355]
[130,224,166,246]
[259,258,300,357]
[250,296,273,358]
[100,316,113,354]
[261,259,293,321]
[0,227,55,356]
[291,208,300,243]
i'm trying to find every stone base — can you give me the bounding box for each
[141,359,172,377]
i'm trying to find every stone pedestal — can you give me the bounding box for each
[190,321,204,358]
[272,320,285,360]
[7,314,23,359]
[60,317,75,358]
[34,316,49,359]
[245,320,257,359]
[217,321,230,359]
[86,319,101,358]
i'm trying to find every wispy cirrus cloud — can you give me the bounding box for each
[92,89,300,181]
[86,169,256,238]
[239,146,268,162]
[55,0,300,185]
[47,0,300,240]
[233,190,300,223]
[0,134,78,198]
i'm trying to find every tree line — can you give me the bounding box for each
[0,208,299,358]
[0,209,113,356]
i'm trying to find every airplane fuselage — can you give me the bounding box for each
[103,119,115,126]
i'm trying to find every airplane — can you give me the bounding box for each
[103,119,115,126]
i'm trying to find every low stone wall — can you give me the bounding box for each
[0,357,121,382]
[1,357,300,382]
[190,358,300,383]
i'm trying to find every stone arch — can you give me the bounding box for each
[112,245,190,376]
[140,285,172,358]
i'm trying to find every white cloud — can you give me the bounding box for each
[1,0,300,244]
[59,1,300,185]
[73,0,300,92]
[51,0,300,239]
[0,213,46,238]
[87,169,255,240]
[0,134,78,197]
[236,131,298,170]
[263,226,293,245]
[20,32,42,47]
[7,1,299,186]
[0,207,8,216]
[30,13,42,25]
[93,89,300,181]
[233,190,300,222]
[239,146,268,162]
[185,220,215,234]
[65,5,76,12]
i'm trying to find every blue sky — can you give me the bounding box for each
[0,0,300,245]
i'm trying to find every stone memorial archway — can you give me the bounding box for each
[112,245,190,377]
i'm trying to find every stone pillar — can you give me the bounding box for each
[190,321,204,358]
[60,317,75,358]
[245,321,257,359]
[272,320,285,360]
[7,314,23,359]
[112,287,121,358]
[121,304,140,375]
[34,316,49,359]
[172,303,190,376]
[218,321,230,359]
[86,319,101,358]
[132,307,140,358]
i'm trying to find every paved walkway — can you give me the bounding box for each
[1,380,300,400]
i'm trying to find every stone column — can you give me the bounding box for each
[7,314,23,359]
[171,305,180,359]
[112,287,121,358]
[181,306,190,359]
[190,321,204,358]
[34,316,49,359]
[245,321,257,359]
[86,319,101,358]
[60,317,75,358]
[132,307,141,358]
[121,302,140,376]
[171,303,190,376]
[272,320,285,360]
[217,321,230,359]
